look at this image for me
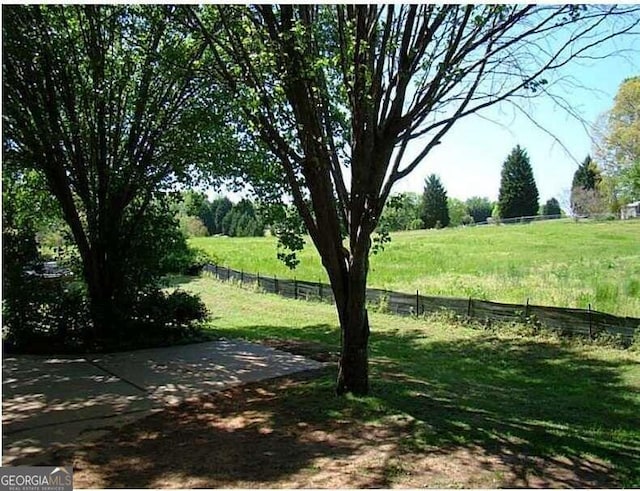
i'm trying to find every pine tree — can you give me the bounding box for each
[420,174,450,229]
[572,155,601,190]
[497,145,539,219]
[542,197,562,217]
[571,156,603,215]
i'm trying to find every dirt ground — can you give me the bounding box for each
[21,341,617,489]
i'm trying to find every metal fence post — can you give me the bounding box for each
[467,297,472,318]
[294,277,298,300]
[274,275,278,294]
[525,298,530,318]
[588,303,593,338]
[416,290,420,316]
[319,280,323,301]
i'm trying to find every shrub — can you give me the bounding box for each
[119,287,209,349]
[3,276,92,354]
[3,277,209,354]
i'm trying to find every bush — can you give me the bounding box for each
[117,287,209,350]
[186,247,219,275]
[3,276,92,354]
[179,215,209,237]
[3,276,209,354]
[161,241,218,276]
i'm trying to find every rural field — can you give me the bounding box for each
[66,277,640,488]
[191,219,640,317]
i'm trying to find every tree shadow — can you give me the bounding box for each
[205,322,640,486]
[195,321,640,486]
[43,370,403,488]
[8,321,637,487]
[367,329,640,487]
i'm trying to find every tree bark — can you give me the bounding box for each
[334,244,371,396]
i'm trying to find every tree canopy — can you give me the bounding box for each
[2,5,236,338]
[595,76,640,203]
[571,156,604,216]
[421,175,450,229]
[541,197,562,217]
[465,197,494,224]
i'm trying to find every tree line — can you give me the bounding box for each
[176,191,265,238]
[388,99,640,233]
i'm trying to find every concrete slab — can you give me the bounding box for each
[2,340,325,465]
[2,356,154,464]
[90,339,325,404]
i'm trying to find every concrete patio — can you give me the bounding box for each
[2,339,325,465]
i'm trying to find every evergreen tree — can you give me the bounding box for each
[571,156,603,215]
[420,174,450,229]
[542,198,562,217]
[497,146,539,219]
[572,155,602,190]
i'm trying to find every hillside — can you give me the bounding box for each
[190,219,640,317]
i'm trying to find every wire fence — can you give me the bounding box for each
[202,264,640,345]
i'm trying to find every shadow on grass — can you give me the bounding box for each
[369,332,640,487]
[213,323,640,487]
[42,370,403,488]
[25,320,639,488]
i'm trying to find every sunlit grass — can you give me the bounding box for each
[190,219,640,316]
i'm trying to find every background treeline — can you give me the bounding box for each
[380,142,636,232]
[378,192,498,232]
[176,191,265,238]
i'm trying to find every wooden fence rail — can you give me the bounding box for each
[202,264,640,344]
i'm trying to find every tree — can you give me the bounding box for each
[378,193,421,232]
[572,155,602,191]
[570,187,607,216]
[420,175,450,228]
[3,5,235,339]
[211,197,234,234]
[221,199,265,237]
[179,215,209,237]
[594,76,640,203]
[570,156,604,215]
[466,196,494,224]
[541,198,562,217]
[498,146,539,219]
[188,5,640,395]
[448,198,473,227]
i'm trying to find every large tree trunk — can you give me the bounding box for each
[334,245,371,396]
[82,246,119,342]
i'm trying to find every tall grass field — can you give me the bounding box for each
[190,219,640,317]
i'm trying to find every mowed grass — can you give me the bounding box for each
[178,275,640,487]
[191,219,640,317]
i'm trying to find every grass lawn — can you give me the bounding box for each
[46,276,640,488]
[134,276,637,487]
[190,218,640,317]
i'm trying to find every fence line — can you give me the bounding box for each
[202,264,639,344]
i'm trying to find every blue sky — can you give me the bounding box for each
[394,43,640,206]
[210,21,639,209]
